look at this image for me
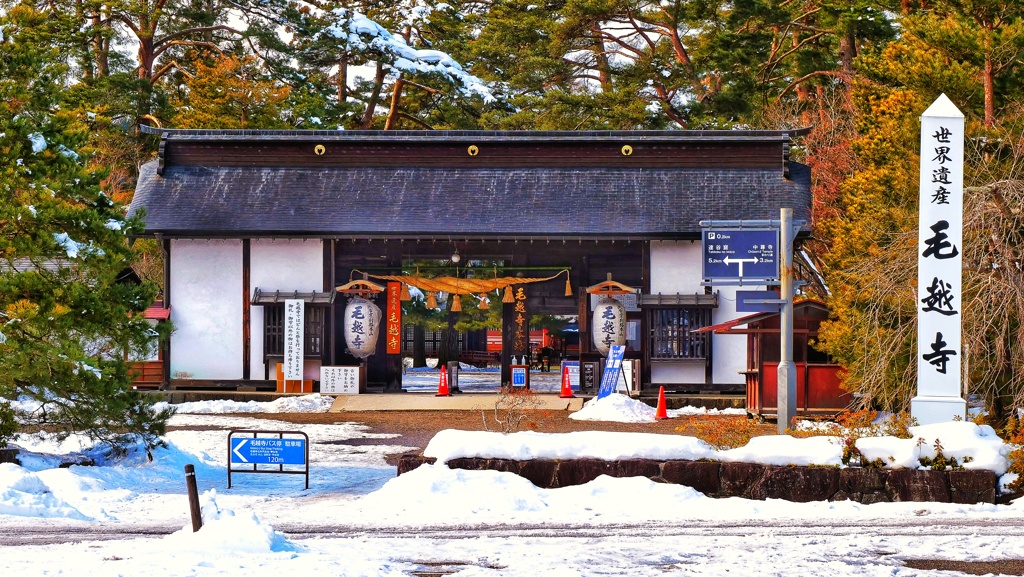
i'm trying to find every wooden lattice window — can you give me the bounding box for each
[263,305,325,357]
[647,307,712,360]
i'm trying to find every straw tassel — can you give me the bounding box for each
[426,292,438,309]
[400,283,411,301]
[564,275,572,297]
[478,294,489,310]
[450,294,462,312]
[503,285,515,303]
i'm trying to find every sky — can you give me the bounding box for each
[1,392,1023,577]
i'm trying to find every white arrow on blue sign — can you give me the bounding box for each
[703,228,780,281]
[229,437,306,465]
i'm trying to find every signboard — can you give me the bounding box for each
[228,430,309,489]
[231,437,305,465]
[385,282,402,354]
[596,345,626,399]
[736,290,782,313]
[320,366,360,394]
[912,94,967,423]
[561,360,580,389]
[283,299,304,380]
[581,362,598,393]
[511,365,528,388]
[702,228,779,283]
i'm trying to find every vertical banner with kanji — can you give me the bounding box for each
[913,94,967,423]
[283,299,304,380]
[386,282,402,355]
[512,286,528,356]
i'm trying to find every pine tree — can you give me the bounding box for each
[0,5,172,455]
[169,52,292,129]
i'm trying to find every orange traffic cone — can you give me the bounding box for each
[435,367,451,397]
[559,365,574,398]
[655,386,668,420]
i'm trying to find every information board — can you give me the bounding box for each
[702,228,779,283]
[230,437,305,465]
[283,299,304,380]
[228,430,309,489]
[320,366,360,394]
[511,365,528,388]
[581,362,598,393]
[561,360,580,389]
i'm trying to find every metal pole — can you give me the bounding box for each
[184,464,203,532]
[777,208,797,434]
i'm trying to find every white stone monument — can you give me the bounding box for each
[911,94,967,424]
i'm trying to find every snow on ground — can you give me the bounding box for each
[1,393,1023,576]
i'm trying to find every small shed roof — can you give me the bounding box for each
[129,128,812,240]
[697,299,829,335]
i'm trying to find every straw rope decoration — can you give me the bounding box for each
[351,269,573,308]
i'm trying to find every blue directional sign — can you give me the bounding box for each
[702,228,779,282]
[230,437,306,465]
[736,290,783,313]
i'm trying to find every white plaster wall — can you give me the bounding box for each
[650,241,703,294]
[711,285,767,386]
[169,240,243,379]
[651,363,706,384]
[648,241,763,387]
[249,239,324,380]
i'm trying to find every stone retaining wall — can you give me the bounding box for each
[397,454,999,504]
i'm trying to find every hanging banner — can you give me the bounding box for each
[913,93,966,424]
[386,282,402,355]
[283,299,304,380]
[597,345,626,399]
[512,285,529,355]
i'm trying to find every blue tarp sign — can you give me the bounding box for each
[596,345,626,399]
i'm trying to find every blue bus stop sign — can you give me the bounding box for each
[227,430,310,490]
[230,437,306,465]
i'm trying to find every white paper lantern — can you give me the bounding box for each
[592,296,626,356]
[343,297,381,359]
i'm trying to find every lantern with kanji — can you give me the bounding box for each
[587,273,636,357]
[592,296,626,356]
[336,279,385,360]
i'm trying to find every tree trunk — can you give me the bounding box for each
[590,23,612,91]
[983,55,995,128]
[384,77,405,130]
[437,312,459,367]
[839,29,856,77]
[138,35,155,81]
[413,325,426,368]
[337,55,349,102]
[359,62,386,129]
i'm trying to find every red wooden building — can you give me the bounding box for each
[700,300,850,418]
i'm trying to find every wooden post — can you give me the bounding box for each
[184,464,203,532]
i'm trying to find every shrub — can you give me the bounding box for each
[677,416,768,450]
[482,387,541,434]
[1003,413,1024,493]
